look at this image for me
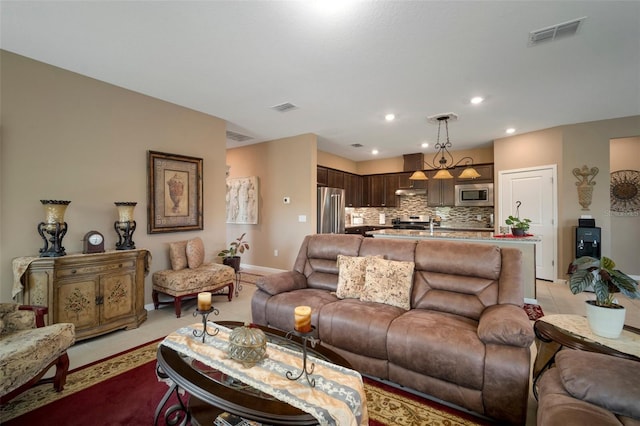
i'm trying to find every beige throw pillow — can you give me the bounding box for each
[336,255,375,299]
[361,257,415,310]
[169,240,188,271]
[186,237,205,269]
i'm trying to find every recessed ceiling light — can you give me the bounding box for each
[385,114,395,122]
[372,149,379,155]
[421,142,429,148]
[506,128,516,134]
[470,96,484,105]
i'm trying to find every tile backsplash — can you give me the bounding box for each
[349,195,495,226]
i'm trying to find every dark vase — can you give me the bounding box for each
[223,256,241,272]
[511,228,526,237]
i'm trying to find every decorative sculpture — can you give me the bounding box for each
[573,165,599,211]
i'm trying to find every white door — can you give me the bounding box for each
[499,165,557,281]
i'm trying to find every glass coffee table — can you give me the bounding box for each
[155,321,352,426]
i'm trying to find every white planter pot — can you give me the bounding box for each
[585,300,626,339]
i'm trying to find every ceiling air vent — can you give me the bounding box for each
[226,131,253,142]
[529,17,586,46]
[271,102,298,113]
[351,143,364,148]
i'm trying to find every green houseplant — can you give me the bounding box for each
[218,233,250,272]
[568,256,639,338]
[505,215,531,237]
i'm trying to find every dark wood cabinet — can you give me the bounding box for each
[327,169,344,188]
[343,173,362,207]
[363,174,398,207]
[455,164,494,183]
[398,172,427,189]
[427,171,455,206]
[317,166,328,186]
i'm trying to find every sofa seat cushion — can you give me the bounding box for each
[0,323,75,395]
[319,299,404,360]
[387,309,485,390]
[261,289,338,332]
[152,263,235,296]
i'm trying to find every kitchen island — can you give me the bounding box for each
[366,228,540,300]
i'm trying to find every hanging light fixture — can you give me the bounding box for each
[409,113,481,180]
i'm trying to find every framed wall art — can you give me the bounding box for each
[225,176,259,224]
[147,151,203,233]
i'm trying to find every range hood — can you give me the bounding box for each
[395,188,427,196]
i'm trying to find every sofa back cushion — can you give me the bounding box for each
[412,240,502,320]
[294,234,363,291]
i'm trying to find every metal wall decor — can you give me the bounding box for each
[573,165,599,211]
[147,151,203,233]
[225,176,258,224]
[610,169,640,213]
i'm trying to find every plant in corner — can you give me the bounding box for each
[505,215,531,237]
[568,256,639,338]
[218,233,250,272]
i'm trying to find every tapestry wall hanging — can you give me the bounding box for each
[147,151,203,233]
[225,176,258,224]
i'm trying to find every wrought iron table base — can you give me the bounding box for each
[192,307,219,343]
[285,327,319,387]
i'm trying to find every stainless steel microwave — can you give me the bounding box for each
[454,183,494,207]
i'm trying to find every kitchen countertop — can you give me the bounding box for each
[365,228,540,242]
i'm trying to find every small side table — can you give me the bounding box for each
[533,314,640,399]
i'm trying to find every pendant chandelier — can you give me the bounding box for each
[409,114,480,180]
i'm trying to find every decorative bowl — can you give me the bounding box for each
[228,325,267,366]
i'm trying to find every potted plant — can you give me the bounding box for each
[568,256,639,338]
[505,215,531,237]
[217,233,250,272]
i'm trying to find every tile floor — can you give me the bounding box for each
[59,277,640,425]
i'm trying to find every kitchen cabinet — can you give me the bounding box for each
[343,172,362,207]
[327,169,344,188]
[398,172,427,189]
[17,250,149,340]
[455,164,494,183]
[363,174,398,207]
[427,170,455,206]
[317,166,328,186]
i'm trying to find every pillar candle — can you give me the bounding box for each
[294,305,312,333]
[197,292,212,311]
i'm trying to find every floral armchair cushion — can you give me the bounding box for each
[0,303,35,334]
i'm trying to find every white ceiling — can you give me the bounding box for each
[2,1,639,162]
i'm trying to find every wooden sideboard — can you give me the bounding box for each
[16,249,150,340]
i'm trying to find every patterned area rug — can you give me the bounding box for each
[524,303,545,321]
[1,339,490,425]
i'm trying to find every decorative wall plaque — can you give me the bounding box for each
[610,169,640,213]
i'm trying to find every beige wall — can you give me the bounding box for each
[0,50,229,303]
[226,134,317,270]
[495,117,640,278]
[609,136,640,275]
[317,151,358,174]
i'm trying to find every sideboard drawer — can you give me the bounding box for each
[56,259,135,278]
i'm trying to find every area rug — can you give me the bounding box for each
[524,303,545,321]
[1,340,491,426]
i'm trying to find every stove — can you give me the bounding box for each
[391,215,437,230]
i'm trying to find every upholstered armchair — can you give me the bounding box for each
[0,303,75,403]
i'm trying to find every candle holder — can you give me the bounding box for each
[37,200,71,257]
[285,326,319,387]
[192,307,219,343]
[114,202,137,250]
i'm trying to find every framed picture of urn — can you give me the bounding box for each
[147,150,203,233]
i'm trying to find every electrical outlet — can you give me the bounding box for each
[476,215,482,221]
[274,249,278,256]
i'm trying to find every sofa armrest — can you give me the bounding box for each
[477,304,534,348]
[255,271,308,295]
[19,305,48,328]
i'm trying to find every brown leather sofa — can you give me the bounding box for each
[251,234,534,424]
[536,350,640,426]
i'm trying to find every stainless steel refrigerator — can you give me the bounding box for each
[317,187,345,234]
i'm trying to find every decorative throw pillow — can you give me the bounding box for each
[336,255,375,299]
[169,240,188,271]
[186,237,205,269]
[361,258,415,310]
